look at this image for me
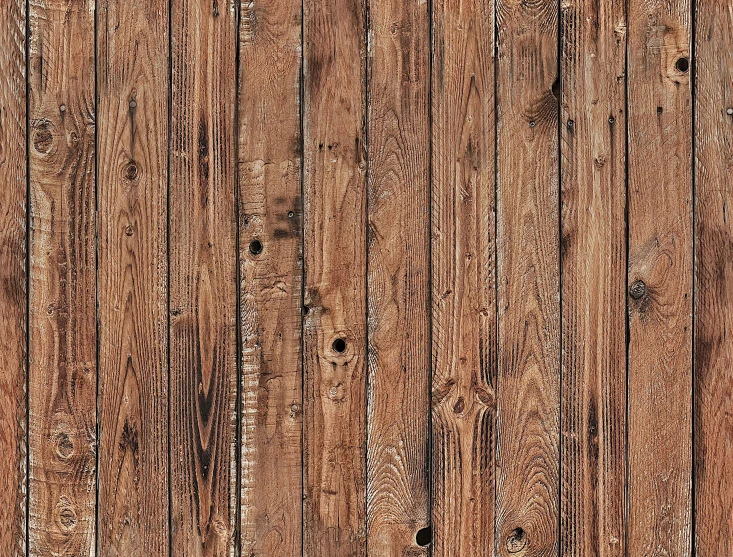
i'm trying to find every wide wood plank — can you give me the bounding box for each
[366,0,430,553]
[495,0,560,556]
[0,1,27,555]
[238,0,304,553]
[430,0,495,554]
[169,1,238,555]
[626,1,692,556]
[302,0,368,551]
[28,1,97,554]
[694,1,733,554]
[559,1,626,556]
[97,1,170,553]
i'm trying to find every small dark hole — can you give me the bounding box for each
[415,526,431,547]
[529,120,536,128]
[630,280,646,300]
[249,239,263,256]
[288,211,295,218]
[609,116,615,125]
[506,527,526,553]
[675,57,689,73]
[332,338,346,353]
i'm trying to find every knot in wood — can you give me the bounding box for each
[506,527,526,554]
[630,280,646,300]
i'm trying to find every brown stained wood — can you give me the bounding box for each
[495,0,559,556]
[626,1,693,556]
[430,0,495,554]
[169,1,238,555]
[97,0,169,554]
[366,0,430,553]
[559,1,626,556]
[694,2,733,554]
[27,1,97,555]
[0,1,27,555]
[302,0,368,552]
[238,0,304,553]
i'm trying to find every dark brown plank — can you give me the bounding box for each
[28,1,97,554]
[366,0,430,553]
[626,1,692,555]
[559,1,627,556]
[238,0,304,553]
[694,1,733,554]
[495,0,560,556]
[169,1,238,555]
[430,0,496,554]
[0,1,27,555]
[302,0,368,551]
[97,0,170,553]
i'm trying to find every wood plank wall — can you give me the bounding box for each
[0,0,732,556]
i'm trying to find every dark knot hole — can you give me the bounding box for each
[249,239,263,256]
[415,526,431,547]
[332,338,347,353]
[676,57,689,73]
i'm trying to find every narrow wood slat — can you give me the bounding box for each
[302,0,368,551]
[28,1,96,554]
[0,1,27,555]
[430,0,496,554]
[495,0,560,556]
[626,1,692,555]
[559,1,627,556]
[169,1,238,555]
[238,0,304,553]
[366,0,430,552]
[97,1,170,553]
[694,1,733,554]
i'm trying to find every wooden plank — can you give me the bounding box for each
[27,1,97,555]
[559,1,626,556]
[169,1,238,555]
[626,1,692,556]
[0,1,27,555]
[97,0,170,554]
[238,0,303,553]
[302,0,367,551]
[430,0,495,554]
[694,2,733,554]
[495,0,560,555]
[366,0,430,553]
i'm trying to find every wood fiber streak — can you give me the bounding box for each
[495,0,560,556]
[28,1,96,555]
[302,0,368,552]
[430,0,495,554]
[238,0,304,553]
[0,1,27,555]
[626,1,692,556]
[559,1,626,556]
[366,0,430,553]
[694,2,733,554]
[97,1,170,554]
[170,1,238,555]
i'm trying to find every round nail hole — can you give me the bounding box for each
[675,57,689,73]
[332,338,346,353]
[249,239,263,256]
[415,526,431,547]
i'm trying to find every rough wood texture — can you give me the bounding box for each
[694,1,733,554]
[169,1,238,555]
[0,1,27,555]
[559,1,626,556]
[366,0,430,553]
[97,0,170,554]
[495,0,560,556]
[626,1,692,556]
[28,1,97,555]
[430,0,495,554]
[302,0,368,552]
[238,0,304,553]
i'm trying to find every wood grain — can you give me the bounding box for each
[28,1,97,554]
[366,0,430,553]
[97,0,170,554]
[238,0,304,553]
[495,0,560,556]
[0,1,27,555]
[169,1,238,555]
[430,0,495,554]
[626,1,692,556]
[694,1,733,554]
[559,1,626,556]
[302,0,368,552]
